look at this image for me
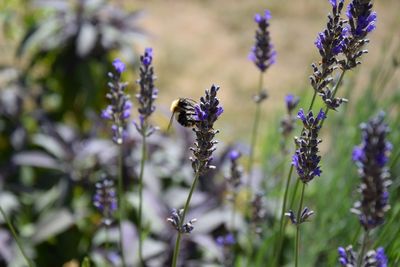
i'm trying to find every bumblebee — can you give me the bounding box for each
[167,98,197,130]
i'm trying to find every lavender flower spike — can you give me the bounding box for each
[102,58,131,145]
[375,247,388,267]
[112,58,126,74]
[135,47,158,136]
[341,0,377,69]
[310,0,348,110]
[285,94,300,114]
[292,109,325,183]
[225,150,243,193]
[249,9,276,72]
[191,84,223,174]
[93,179,118,226]
[337,246,356,266]
[351,112,391,230]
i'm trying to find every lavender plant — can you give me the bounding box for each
[338,246,388,267]
[225,150,243,232]
[275,0,378,266]
[310,0,348,111]
[93,178,118,227]
[93,178,118,250]
[101,58,131,267]
[216,233,236,267]
[280,94,300,150]
[338,112,391,266]
[247,9,276,199]
[133,47,158,265]
[169,84,223,267]
[251,192,266,236]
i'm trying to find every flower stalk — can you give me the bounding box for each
[170,85,223,267]
[134,47,158,266]
[247,11,276,253]
[101,58,132,267]
[0,206,34,267]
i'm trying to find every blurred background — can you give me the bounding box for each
[0,0,399,266]
[2,0,400,138]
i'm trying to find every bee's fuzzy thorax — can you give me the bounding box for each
[170,99,181,112]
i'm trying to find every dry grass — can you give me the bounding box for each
[129,0,399,140]
[1,0,399,139]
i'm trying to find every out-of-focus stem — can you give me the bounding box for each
[138,132,147,266]
[245,72,264,265]
[0,206,34,267]
[171,172,201,267]
[358,230,370,266]
[117,146,126,267]
[247,72,264,196]
[274,89,317,266]
[294,183,306,267]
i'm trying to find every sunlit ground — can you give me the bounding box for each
[128,0,400,141]
[1,0,399,140]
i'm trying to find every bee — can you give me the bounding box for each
[167,98,197,130]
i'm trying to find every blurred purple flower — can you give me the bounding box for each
[249,9,276,72]
[112,58,126,74]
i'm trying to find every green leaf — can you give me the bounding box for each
[81,257,90,267]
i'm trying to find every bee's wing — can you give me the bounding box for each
[185,98,197,105]
[167,111,176,131]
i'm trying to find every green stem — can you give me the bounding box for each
[273,165,294,266]
[275,68,346,267]
[105,225,110,251]
[117,146,126,267]
[289,179,300,216]
[247,72,264,195]
[274,89,317,265]
[244,72,264,265]
[351,225,361,246]
[295,183,306,267]
[279,166,294,236]
[0,206,34,267]
[308,91,317,111]
[231,192,237,232]
[390,149,400,170]
[320,70,346,129]
[358,230,369,266]
[171,172,201,267]
[138,133,147,266]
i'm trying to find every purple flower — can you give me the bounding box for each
[112,58,126,74]
[216,106,224,117]
[141,47,153,66]
[191,85,223,174]
[229,150,241,161]
[216,233,236,247]
[249,9,276,72]
[292,109,324,183]
[136,47,158,136]
[337,246,357,266]
[101,105,113,120]
[194,105,207,121]
[376,247,388,267]
[102,59,131,145]
[351,112,391,230]
[341,0,376,69]
[226,149,243,193]
[93,179,118,226]
[352,146,364,162]
[314,32,325,51]
[297,109,306,123]
[285,94,299,113]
